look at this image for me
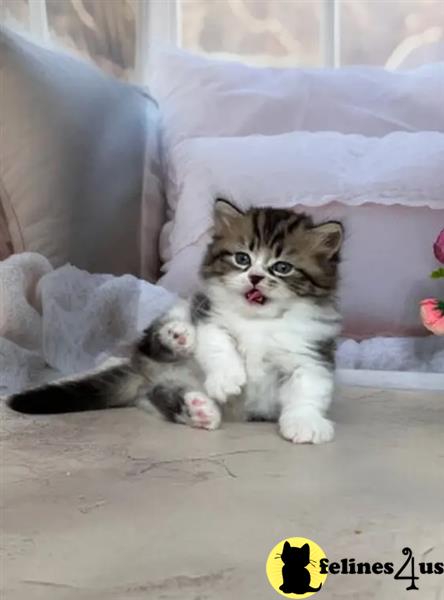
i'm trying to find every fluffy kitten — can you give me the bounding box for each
[8,200,343,443]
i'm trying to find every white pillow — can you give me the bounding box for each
[0,28,162,279]
[152,49,444,268]
[158,130,444,338]
[152,48,444,151]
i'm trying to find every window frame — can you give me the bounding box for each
[25,0,342,82]
[145,0,341,75]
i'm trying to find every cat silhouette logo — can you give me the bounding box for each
[266,537,328,598]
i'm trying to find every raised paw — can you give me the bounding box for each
[184,392,221,431]
[279,411,334,444]
[204,363,246,403]
[159,320,196,358]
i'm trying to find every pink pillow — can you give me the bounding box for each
[159,204,443,339]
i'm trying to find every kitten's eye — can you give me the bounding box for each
[271,261,294,276]
[233,252,251,268]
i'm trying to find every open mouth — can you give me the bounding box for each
[245,288,267,305]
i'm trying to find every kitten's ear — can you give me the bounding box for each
[311,221,344,257]
[214,198,244,229]
[301,543,310,554]
[283,541,291,551]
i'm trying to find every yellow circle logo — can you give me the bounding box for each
[266,537,328,598]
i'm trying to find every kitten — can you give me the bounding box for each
[192,200,343,443]
[8,200,343,444]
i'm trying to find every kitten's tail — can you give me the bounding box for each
[307,584,323,592]
[7,362,145,415]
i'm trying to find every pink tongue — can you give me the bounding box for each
[246,289,265,304]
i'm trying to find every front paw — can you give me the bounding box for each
[159,320,196,358]
[204,365,246,403]
[279,411,334,444]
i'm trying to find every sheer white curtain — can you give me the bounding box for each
[1,0,178,83]
[1,0,142,81]
[28,0,49,41]
[1,0,443,83]
[134,0,180,83]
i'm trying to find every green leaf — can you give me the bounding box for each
[431,268,444,279]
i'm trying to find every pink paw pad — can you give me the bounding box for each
[191,398,205,407]
[184,391,221,431]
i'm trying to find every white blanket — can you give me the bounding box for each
[0,253,175,396]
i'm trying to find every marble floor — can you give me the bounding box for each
[2,386,444,600]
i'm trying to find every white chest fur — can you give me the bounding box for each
[211,300,341,418]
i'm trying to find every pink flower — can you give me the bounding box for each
[420,299,444,335]
[433,228,444,264]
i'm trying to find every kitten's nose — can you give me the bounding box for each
[249,274,264,286]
